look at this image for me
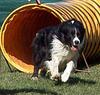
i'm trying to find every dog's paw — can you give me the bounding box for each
[50,74,61,81]
[31,77,38,81]
[54,75,61,81]
[61,73,69,82]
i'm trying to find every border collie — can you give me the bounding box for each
[31,19,85,82]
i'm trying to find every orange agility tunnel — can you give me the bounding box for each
[0,0,100,73]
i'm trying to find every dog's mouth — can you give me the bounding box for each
[71,45,79,52]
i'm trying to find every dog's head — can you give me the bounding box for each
[58,19,85,51]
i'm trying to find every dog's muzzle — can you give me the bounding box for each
[71,37,80,52]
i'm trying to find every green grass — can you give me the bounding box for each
[0,52,100,95]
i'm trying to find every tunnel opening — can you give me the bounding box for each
[1,5,62,73]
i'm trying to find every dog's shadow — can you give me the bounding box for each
[0,77,96,95]
[68,77,96,85]
[0,88,59,95]
[55,76,96,85]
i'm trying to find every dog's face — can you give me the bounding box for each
[58,19,85,51]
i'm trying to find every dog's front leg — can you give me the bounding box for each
[46,60,60,80]
[50,62,60,81]
[45,59,60,81]
[61,60,75,82]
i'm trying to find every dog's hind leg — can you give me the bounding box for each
[40,67,47,77]
[32,66,39,80]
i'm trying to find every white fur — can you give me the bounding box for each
[71,20,75,24]
[73,28,80,46]
[61,61,75,82]
[73,36,80,46]
[45,35,79,82]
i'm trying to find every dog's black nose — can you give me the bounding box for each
[75,40,79,45]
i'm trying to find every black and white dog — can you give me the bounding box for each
[31,19,85,82]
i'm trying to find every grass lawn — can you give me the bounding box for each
[0,52,100,95]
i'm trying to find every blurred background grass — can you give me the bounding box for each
[0,0,62,25]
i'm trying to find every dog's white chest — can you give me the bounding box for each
[49,36,78,72]
[51,36,68,57]
[51,36,76,61]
